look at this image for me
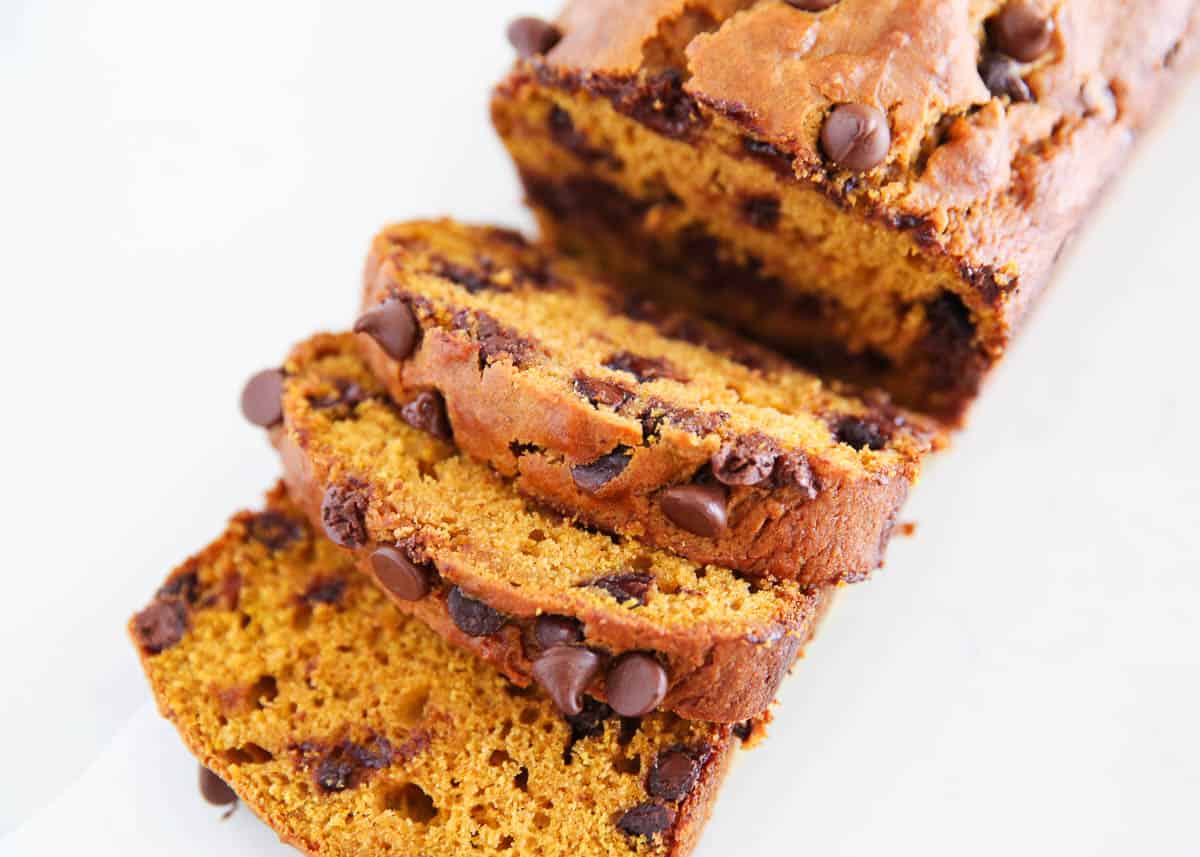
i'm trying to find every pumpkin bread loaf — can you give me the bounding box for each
[493,0,1200,421]
[257,332,834,723]
[130,484,756,857]
[358,219,937,584]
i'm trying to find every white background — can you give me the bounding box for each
[2,1,1197,854]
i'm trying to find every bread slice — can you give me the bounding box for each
[130,484,754,857]
[491,1,1200,421]
[267,332,833,723]
[358,219,937,584]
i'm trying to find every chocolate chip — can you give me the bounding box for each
[401,391,453,441]
[784,0,839,9]
[310,738,393,793]
[990,1,1054,63]
[603,352,687,383]
[321,483,369,549]
[432,256,498,294]
[711,435,780,487]
[302,577,346,606]
[833,416,889,451]
[535,615,584,649]
[369,546,432,602]
[571,447,633,493]
[240,369,285,428]
[199,765,237,807]
[732,721,753,741]
[820,104,891,172]
[587,573,653,606]
[354,299,419,362]
[616,803,675,838]
[741,137,795,176]
[133,599,188,654]
[979,52,1033,102]
[772,451,819,499]
[647,747,701,802]
[447,587,506,637]
[565,698,612,742]
[741,194,781,230]
[157,569,199,604]
[246,511,303,551]
[660,483,728,538]
[454,309,537,369]
[606,653,668,717]
[532,646,603,716]
[507,16,562,58]
[308,378,369,413]
[573,375,632,409]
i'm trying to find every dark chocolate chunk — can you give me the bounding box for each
[506,16,562,58]
[133,599,189,654]
[302,577,346,606]
[647,747,701,802]
[606,653,669,718]
[573,375,633,409]
[369,546,432,602]
[586,572,654,606]
[246,510,303,551]
[199,765,238,807]
[320,483,369,549]
[979,52,1033,101]
[240,369,285,428]
[401,391,453,441]
[571,446,633,493]
[820,103,891,172]
[833,416,889,452]
[990,0,1055,63]
[784,0,839,9]
[532,646,603,717]
[616,803,675,838]
[447,587,506,637]
[710,435,780,487]
[660,483,729,538]
[535,615,584,649]
[741,194,781,230]
[353,299,419,362]
[603,352,687,383]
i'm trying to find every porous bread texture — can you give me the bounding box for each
[130,485,742,857]
[360,219,937,583]
[274,332,833,723]
[492,0,1200,421]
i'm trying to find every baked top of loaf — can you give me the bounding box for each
[359,219,936,582]
[267,332,833,723]
[130,484,747,857]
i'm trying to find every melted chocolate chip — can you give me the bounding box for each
[563,697,613,763]
[732,721,753,741]
[353,299,419,362]
[606,653,669,717]
[741,194,781,230]
[431,256,497,294]
[589,69,705,140]
[979,52,1033,102]
[586,573,653,606]
[369,546,432,602]
[820,104,891,172]
[240,369,285,428]
[532,646,603,716]
[710,435,780,487]
[302,577,346,606]
[246,510,304,551]
[133,599,188,654]
[320,483,369,549]
[547,105,621,168]
[573,375,633,409]
[308,378,370,414]
[660,483,729,538]
[616,803,675,838]
[647,747,702,802]
[571,447,633,493]
[772,451,819,499]
[157,569,199,604]
[990,1,1055,63]
[309,738,393,793]
[784,0,839,9]
[741,137,795,176]
[198,766,237,807]
[535,615,584,649]
[603,351,687,384]
[506,16,562,58]
[447,587,506,637]
[454,309,537,369]
[401,391,453,441]
[833,416,890,451]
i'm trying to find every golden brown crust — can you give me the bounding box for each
[273,332,835,723]
[129,484,744,857]
[359,220,932,583]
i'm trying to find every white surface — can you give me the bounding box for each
[1,1,1197,854]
